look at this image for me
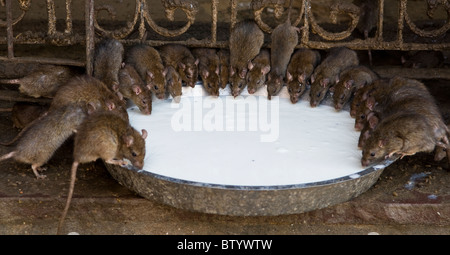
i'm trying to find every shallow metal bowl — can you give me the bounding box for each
[105,85,397,216]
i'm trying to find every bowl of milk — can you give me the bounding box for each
[105,84,397,216]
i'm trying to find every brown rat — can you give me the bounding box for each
[0,104,90,179]
[309,47,359,107]
[125,44,167,99]
[354,0,378,65]
[93,38,124,91]
[354,77,432,131]
[218,49,230,89]
[159,44,199,88]
[286,49,321,103]
[11,102,49,129]
[50,75,129,121]
[361,112,442,167]
[0,65,80,98]
[267,0,300,100]
[57,111,147,234]
[192,48,221,97]
[246,49,271,94]
[229,20,264,81]
[332,65,378,111]
[164,65,182,103]
[118,64,152,115]
[229,20,264,97]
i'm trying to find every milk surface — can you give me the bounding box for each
[128,85,364,186]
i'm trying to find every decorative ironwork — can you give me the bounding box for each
[0,0,448,76]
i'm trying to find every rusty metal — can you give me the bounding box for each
[0,0,448,79]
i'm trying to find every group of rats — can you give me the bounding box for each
[0,0,448,234]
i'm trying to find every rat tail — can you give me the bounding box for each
[0,151,15,161]
[0,78,20,85]
[57,161,79,235]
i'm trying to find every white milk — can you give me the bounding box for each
[128,85,364,186]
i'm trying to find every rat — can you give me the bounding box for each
[125,44,167,99]
[267,0,301,100]
[246,49,271,94]
[309,47,359,107]
[332,65,378,111]
[192,48,221,97]
[11,102,49,129]
[218,49,230,89]
[361,112,444,167]
[358,111,380,149]
[118,64,152,115]
[164,65,182,103]
[354,77,432,131]
[286,48,321,104]
[57,110,148,234]
[229,20,264,81]
[0,104,90,179]
[0,65,80,98]
[229,20,264,97]
[50,75,129,121]
[93,38,124,91]
[354,0,378,65]
[159,44,199,88]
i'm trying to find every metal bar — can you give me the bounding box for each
[0,56,85,66]
[211,0,218,44]
[85,0,95,75]
[376,0,384,41]
[5,0,14,58]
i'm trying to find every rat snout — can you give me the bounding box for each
[156,93,165,100]
[334,103,343,111]
[310,100,317,108]
[248,88,256,94]
[354,121,364,131]
[361,158,370,167]
[350,109,356,118]
[133,160,144,170]
[188,81,195,88]
[290,95,299,104]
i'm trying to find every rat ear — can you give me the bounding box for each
[321,78,329,87]
[378,139,385,148]
[262,65,270,75]
[87,102,97,115]
[123,135,134,147]
[116,91,124,101]
[310,74,315,84]
[286,71,293,82]
[121,62,126,68]
[202,69,209,78]
[132,85,142,95]
[248,61,254,71]
[106,101,116,111]
[147,70,154,80]
[112,83,120,92]
[369,115,379,129]
[366,96,376,111]
[141,129,148,140]
[345,80,354,90]
[215,66,220,75]
[163,67,169,77]
[178,62,186,70]
[195,58,199,66]
[298,73,306,84]
[229,67,235,77]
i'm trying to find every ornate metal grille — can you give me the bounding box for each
[0,0,449,77]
